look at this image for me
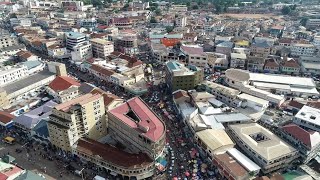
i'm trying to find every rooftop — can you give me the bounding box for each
[108,97,165,142]
[90,38,113,45]
[1,71,55,94]
[76,138,153,168]
[295,105,320,127]
[55,94,102,112]
[48,76,80,92]
[0,111,15,124]
[229,123,297,161]
[196,129,234,152]
[202,81,240,98]
[66,31,86,39]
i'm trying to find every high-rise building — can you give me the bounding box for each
[48,93,107,151]
[65,32,87,50]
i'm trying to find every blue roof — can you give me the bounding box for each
[15,170,45,180]
[252,41,272,48]
[216,41,233,48]
[167,61,181,70]
[66,31,85,38]
[33,119,49,138]
[22,60,42,70]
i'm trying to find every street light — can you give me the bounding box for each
[79,167,85,180]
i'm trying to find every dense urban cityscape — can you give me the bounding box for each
[0,0,320,180]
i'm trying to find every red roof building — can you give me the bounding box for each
[108,97,165,142]
[48,76,81,92]
[0,111,15,125]
[282,124,320,149]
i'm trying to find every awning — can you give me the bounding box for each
[4,137,14,142]
[110,171,117,176]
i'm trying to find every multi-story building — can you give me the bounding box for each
[290,43,316,57]
[0,35,18,49]
[113,34,138,54]
[180,45,208,67]
[175,16,187,28]
[108,97,166,159]
[230,53,247,69]
[90,38,114,59]
[165,61,204,91]
[0,65,28,86]
[293,105,320,132]
[71,41,92,62]
[77,18,97,29]
[306,19,320,29]
[48,94,107,152]
[250,41,271,58]
[65,31,87,51]
[228,123,298,174]
[171,5,188,12]
[112,17,133,29]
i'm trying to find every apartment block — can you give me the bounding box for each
[90,38,114,59]
[293,105,320,132]
[175,16,187,28]
[0,65,28,86]
[65,31,87,51]
[0,35,18,49]
[48,94,107,151]
[71,41,92,62]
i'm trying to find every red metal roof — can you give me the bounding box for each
[0,111,15,124]
[282,124,320,148]
[90,64,115,76]
[76,138,153,168]
[109,97,165,142]
[48,76,80,92]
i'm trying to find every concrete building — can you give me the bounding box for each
[65,31,87,51]
[77,18,97,29]
[0,35,18,49]
[165,61,204,91]
[228,123,298,174]
[108,97,166,159]
[306,19,320,28]
[225,69,318,102]
[175,16,187,28]
[230,53,247,69]
[180,45,208,67]
[47,62,68,76]
[0,71,56,109]
[47,76,81,103]
[71,41,92,62]
[48,94,107,152]
[90,38,114,59]
[73,138,155,180]
[0,65,28,86]
[293,105,320,132]
[291,43,316,57]
[171,5,188,12]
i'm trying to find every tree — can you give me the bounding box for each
[150,17,157,23]
[281,6,291,15]
[155,8,162,16]
[166,26,174,33]
[300,17,309,26]
[122,3,129,11]
[192,5,199,10]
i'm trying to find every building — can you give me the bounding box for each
[47,62,67,76]
[250,41,271,58]
[65,31,87,51]
[213,148,261,180]
[0,111,15,129]
[291,43,316,57]
[77,18,97,29]
[90,38,114,59]
[180,45,208,67]
[293,105,320,132]
[228,123,298,173]
[0,65,28,86]
[171,5,188,12]
[108,97,166,159]
[47,76,81,103]
[71,41,92,62]
[281,123,320,163]
[306,19,320,28]
[0,71,56,108]
[48,94,107,152]
[113,34,138,54]
[175,16,187,28]
[230,53,247,69]
[165,61,204,91]
[73,138,155,180]
[195,129,235,158]
[225,68,318,100]
[0,35,18,49]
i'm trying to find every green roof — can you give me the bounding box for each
[167,61,181,70]
[1,155,15,163]
[15,170,45,180]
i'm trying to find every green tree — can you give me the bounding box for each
[166,26,174,33]
[122,3,129,11]
[192,5,199,9]
[155,8,162,15]
[300,17,309,26]
[150,17,157,23]
[281,6,291,15]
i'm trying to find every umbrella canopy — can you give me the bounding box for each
[185,171,190,177]
[172,177,178,180]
